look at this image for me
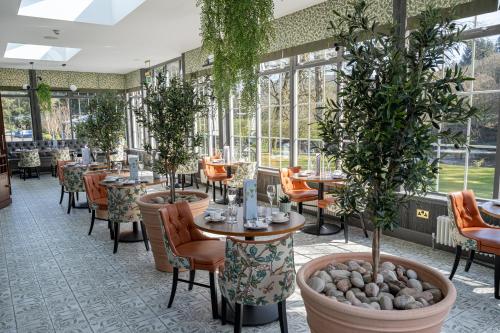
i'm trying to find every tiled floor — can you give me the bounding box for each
[0,174,499,333]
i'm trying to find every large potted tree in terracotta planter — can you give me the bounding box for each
[297,2,480,332]
[135,73,209,272]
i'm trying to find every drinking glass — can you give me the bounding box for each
[138,160,144,178]
[227,187,238,223]
[266,185,276,211]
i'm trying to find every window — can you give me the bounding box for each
[194,76,218,156]
[126,90,144,149]
[259,70,291,168]
[1,91,32,142]
[435,26,500,198]
[231,87,257,161]
[296,63,337,170]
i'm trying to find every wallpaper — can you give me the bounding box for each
[125,70,142,90]
[184,0,472,75]
[0,68,126,90]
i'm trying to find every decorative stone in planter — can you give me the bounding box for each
[137,191,209,272]
[279,202,292,214]
[297,253,456,333]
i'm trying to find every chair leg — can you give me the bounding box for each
[76,192,79,201]
[194,174,199,189]
[465,250,475,272]
[108,220,114,240]
[449,245,462,280]
[209,272,218,319]
[22,168,26,181]
[495,255,500,299]
[359,212,369,238]
[278,300,288,333]
[188,270,195,291]
[182,175,185,191]
[234,302,243,333]
[88,210,95,235]
[212,181,216,201]
[59,186,65,204]
[36,167,40,179]
[298,202,303,214]
[67,192,72,214]
[343,216,349,244]
[113,222,120,254]
[221,296,227,325]
[140,221,149,251]
[206,181,209,193]
[168,267,179,308]
[219,181,223,195]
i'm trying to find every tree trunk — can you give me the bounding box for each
[169,172,176,204]
[372,227,381,281]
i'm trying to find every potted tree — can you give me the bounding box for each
[136,73,209,272]
[75,92,126,169]
[296,2,480,332]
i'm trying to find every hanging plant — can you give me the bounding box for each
[37,82,52,113]
[197,0,274,113]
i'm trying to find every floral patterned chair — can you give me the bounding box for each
[83,172,112,239]
[108,184,149,254]
[57,160,71,205]
[223,162,257,205]
[158,201,225,320]
[448,190,500,299]
[219,233,295,333]
[62,165,86,214]
[18,149,41,180]
[51,148,71,177]
[177,159,199,190]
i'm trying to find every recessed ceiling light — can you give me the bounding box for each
[18,0,146,26]
[4,43,81,61]
[43,36,58,40]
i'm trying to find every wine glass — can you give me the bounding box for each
[138,157,144,178]
[266,185,276,211]
[115,162,122,176]
[227,187,238,224]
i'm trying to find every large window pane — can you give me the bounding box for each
[437,151,466,194]
[1,92,32,142]
[231,87,256,161]
[473,34,500,91]
[41,97,71,140]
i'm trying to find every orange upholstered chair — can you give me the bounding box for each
[448,190,500,299]
[158,202,225,319]
[202,156,229,201]
[83,172,112,238]
[57,160,71,205]
[279,166,318,214]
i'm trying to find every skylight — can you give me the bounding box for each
[17,0,146,26]
[4,43,81,61]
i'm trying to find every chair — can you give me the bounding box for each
[279,167,318,214]
[108,184,149,254]
[224,162,257,204]
[18,149,41,180]
[219,234,295,333]
[177,159,199,190]
[83,172,113,239]
[448,190,500,299]
[158,201,225,319]
[57,160,72,205]
[202,156,229,201]
[63,166,86,214]
[51,148,70,177]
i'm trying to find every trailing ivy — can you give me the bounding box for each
[197,0,274,113]
[37,82,52,113]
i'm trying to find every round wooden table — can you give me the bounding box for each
[479,201,500,219]
[194,207,305,326]
[290,174,345,236]
[100,175,168,242]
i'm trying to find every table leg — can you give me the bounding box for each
[220,303,279,326]
[118,221,144,242]
[302,182,342,236]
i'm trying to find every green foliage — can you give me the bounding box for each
[318,1,480,232]
[197,0,274,113]
[279,195,291,203]
[135,74,207,202]
[75,92,126,166]
[37,82,52,113]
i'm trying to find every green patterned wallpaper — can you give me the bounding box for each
[125,70,142,90]
[0,67,126,90]
[184,0,471,74]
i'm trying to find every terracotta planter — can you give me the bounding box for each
[137,191,210,272]
[297,252,456,333]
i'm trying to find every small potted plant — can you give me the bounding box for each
[279,195,292,214]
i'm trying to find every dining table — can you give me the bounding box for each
[479,201,500,219]
[194,207,305,326]
[290,173,346,236]
[99,174,168,242]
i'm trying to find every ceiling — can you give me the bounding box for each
[0,0,326,74]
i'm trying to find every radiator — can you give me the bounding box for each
[434,215,454,247]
